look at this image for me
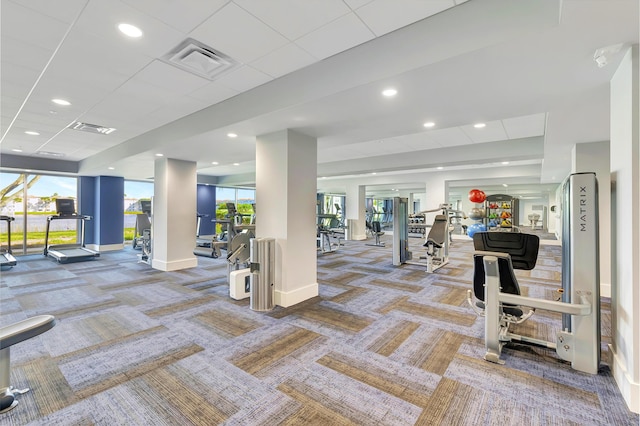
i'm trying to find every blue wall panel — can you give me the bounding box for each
[196,184,216,235]
[96,176,124,245]
[78,176,96,244]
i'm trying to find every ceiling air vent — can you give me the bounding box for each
[69,122,116,135]
[161,38,239,80]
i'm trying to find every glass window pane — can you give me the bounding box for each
[28,175,78,253]
[0,172,25,253]
[124,181,154,242]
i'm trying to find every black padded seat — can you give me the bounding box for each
[424,215,447,248]
[472,232,540,317]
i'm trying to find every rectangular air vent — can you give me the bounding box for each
[38,151,64,157]
[162,38,239,80]
[69,122,116,135]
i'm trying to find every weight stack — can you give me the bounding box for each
[249,238,276,311]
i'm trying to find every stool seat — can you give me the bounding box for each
[0,315,56,350]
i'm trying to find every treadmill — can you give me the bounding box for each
[0,215,17,267]
[44,198,99,263]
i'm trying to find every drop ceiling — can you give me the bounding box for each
[1,0,638,194]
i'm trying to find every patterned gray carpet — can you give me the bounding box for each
[0,235,637,425]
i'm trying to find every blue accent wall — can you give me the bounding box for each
[96,176,124,245]
[196,184,216,235]
[78,177,96,244]
[78,176,124,246]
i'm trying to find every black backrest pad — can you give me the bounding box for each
[427,215,448,245]
[472,232,540,301]
[473,232,539,270]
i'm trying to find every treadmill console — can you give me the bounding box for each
[56,198,76,216]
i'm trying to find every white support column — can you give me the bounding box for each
[609,45,639,414]
[152,158,197,271]
[571,141,612,298]
[346,184,366,240]
[256,129,318,307]
[423,175,447,224]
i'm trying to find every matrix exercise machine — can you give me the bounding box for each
[0,216,17,268]
[393,200,462,273]
[132,200,151,250]
[468,172,600,374]
[44,199,99,263]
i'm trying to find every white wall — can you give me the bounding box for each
[609,45,639,414]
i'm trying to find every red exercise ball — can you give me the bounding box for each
[468,189,486,203]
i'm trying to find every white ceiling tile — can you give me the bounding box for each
[120,0,230,33]
[426,127,472,147]
[459,121,508,144]
[502,113,546,139]
[7,0,89,24]
[49,30,154,79]
[234,0,351,40]
[73,0,187,59]
[215,66,272,93]
[1,1,70,51]
[133,60,211,96]
[397,132,443,150]
[344,0,374,10]
[1,36,53,73]
[295,13,375,60]
[355,0,455,37]
[189,3,289,64]
[250,43,316,78]
[188,82,239,105]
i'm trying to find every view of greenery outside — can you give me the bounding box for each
[123,181,154,243]
[215,187,255,234]
[0,172,78,253]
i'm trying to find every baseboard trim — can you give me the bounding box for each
[275,282,319,307]
[86,243,123,252]
[152,257,198,271]
[609,344,640,414]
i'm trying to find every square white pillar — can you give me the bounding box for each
[256,129,318,307]
[152,158,198,271]
[346,184,367,240]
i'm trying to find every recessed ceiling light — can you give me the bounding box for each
[473,123,486,128]
[227,133,238,138]
[52,98,71,106]
[501,161,510,165]
[12,148,23,153]
[118,23,143,38]
[211,161,219,165]
[321,177,327,179]
[502,184,509,187]
[24,131,40,136]
[437,166,443,170]
[371,172,377,175]
[108,167,115,170]
[233,163,239,166]
[155,153,163,157]
[382,88,397,97]
[423,122,435,128]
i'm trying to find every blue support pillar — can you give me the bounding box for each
[79,176,124,252]
[196,184,216,235]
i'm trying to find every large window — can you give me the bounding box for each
[0,172,77,255]
[124,181,153,242]
[215,187,255,231]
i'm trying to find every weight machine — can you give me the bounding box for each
[393,200,464,273]
[468,172,600,373]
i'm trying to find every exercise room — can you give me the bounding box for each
[1,1,639,424]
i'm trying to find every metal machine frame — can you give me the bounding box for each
[0,216,17,268]
[393,199,462,273]
[469,172,600,374]
[44,199,99,264]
